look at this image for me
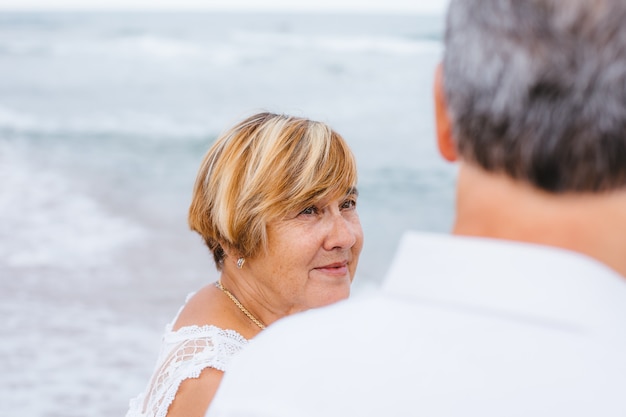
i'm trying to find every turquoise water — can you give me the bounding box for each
[0,12,454,416]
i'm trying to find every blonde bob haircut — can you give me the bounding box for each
[188,112,358,270]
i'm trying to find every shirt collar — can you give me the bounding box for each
[382,231,626,336]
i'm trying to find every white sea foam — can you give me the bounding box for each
[0,106,38,132]
[111,34,206,59]
[0,23,439,64]
[0,105,211,139]
[51,34,208,61]
[0,297,161,417]
[233,30,441,55]
[0,141,146,269]
[0,38,49,56]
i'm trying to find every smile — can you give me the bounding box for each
[314,261,349,276]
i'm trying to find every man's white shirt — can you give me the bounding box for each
[208,232,626,417]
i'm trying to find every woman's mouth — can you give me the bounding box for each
[315,261,349,276]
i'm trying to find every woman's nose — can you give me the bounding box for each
[324,212,358,251]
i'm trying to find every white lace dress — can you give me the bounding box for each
[125,296,249,417]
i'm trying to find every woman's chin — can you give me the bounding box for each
[310,285,351,309]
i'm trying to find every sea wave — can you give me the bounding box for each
[0,141,146,269]
[0,27,440,61]
[0,106,213,140]
[231,30,441,55]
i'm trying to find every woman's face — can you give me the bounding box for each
[247,189,363,315]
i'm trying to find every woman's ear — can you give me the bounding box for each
[219,242,237,265]
[434,63,457,162]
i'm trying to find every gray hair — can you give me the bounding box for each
[443,0,626,192]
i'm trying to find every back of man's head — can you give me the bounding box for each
[443,0,626,193]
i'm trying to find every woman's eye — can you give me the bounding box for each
[341,199,357,210]
[299,206,318,216]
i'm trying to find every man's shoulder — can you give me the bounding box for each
[209,232,626,417]
[221,290,437,372]
[210,283,626,417]
[251,291,400,345]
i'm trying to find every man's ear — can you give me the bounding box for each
[434,63,457,162]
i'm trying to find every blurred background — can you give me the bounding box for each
[0,1,454,415]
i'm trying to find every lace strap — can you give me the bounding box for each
[127,325,247,417]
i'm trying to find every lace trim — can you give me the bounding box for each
[126,324,248,417]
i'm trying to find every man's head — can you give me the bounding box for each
[439,0,626,193]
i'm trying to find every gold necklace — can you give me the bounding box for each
[215,281,266,330]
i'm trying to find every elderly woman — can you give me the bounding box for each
[125,112,363,417]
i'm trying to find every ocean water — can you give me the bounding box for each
[0,12,455,416]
